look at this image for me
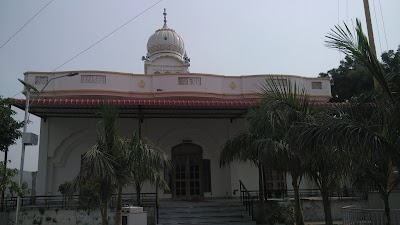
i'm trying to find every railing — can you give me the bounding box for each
[242,188,366,201]
[342,206,400,225]
[2,192,157,219]
[239,180,255,220]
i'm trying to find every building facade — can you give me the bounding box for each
[16,11,332,200]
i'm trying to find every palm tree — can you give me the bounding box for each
[250,78,316,225]
[73,104,122,225]
[220,78,314,225]
[303,145,350,225]
[219,132,268,224]
[292,19,400,225]
[126,131,170,206]
[74,104,171,225]
[295,96,400,225]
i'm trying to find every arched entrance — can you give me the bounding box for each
[172,143,204,200]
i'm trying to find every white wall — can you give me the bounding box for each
[38,116,254,198]
[38,114,322,198]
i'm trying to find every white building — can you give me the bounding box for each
[14,10,331,200]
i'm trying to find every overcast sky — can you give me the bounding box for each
[1,0,399,171]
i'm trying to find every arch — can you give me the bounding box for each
[155,127,219,151]
[51,130,96,168]
[172,143,203,156]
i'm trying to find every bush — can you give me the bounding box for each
[268,203,294,225]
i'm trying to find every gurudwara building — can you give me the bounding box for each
[15,10,331,201]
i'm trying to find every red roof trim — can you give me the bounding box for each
[14,99,345,108]
[14,99,257,107]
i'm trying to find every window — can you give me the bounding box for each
[35,76,48,85]
[265,168,286,198]
[178,77,201,86]
[81,75,106,84]
[311,81,322,89]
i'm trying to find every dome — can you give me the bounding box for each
[146,11,186,58]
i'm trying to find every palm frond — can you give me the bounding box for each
[290,109,395,158]
[125,131,171,189]
[326,19,393,102]
[253,138,302,172]
[219,132,259,167]
[256,76,312,114]
[72,143,116,192]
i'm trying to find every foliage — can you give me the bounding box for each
[268,202,294,225]
[219,131,268,224]
[381,46,400,76]
[58,181,73,196]
[73,104,123,225]
[73,104,169,225]
[326,19,393,101]
[319,56,374,102]
[126,131,170,204]
[294,19,400,225]
[0,97,24,152]
[0,161,27,198]
[321,24,400,103]
[220,78,311,225]
[382,45,400,100]
[77,179,102,212]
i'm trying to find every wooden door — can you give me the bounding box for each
[172,143,203,200]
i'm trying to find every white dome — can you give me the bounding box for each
[146,24,185,58]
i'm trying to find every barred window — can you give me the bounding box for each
[311,81,322,89]
[81,75,106,84]
[35,76,48,85]
[178,77,201,86]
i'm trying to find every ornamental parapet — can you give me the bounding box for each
[23,71,331,102]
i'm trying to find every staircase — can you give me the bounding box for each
[158,199,256,225]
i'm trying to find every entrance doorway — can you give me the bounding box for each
[172,143,203,200]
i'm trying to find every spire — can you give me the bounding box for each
[163,8,168,28]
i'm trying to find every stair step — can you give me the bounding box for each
[159,206,246,213]
[159,211,249,219]
[158,222,255,225]
[158,200,256,225]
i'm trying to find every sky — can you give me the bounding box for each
[0,0,399,171]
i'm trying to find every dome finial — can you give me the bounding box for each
[163,8,167,28]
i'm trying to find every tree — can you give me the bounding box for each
[0,97,24,152]
[325,19,400,225]
[73,104,125,225]
[255,78,352,225]
[219,78,313,225]
[302,145,350,225]
[0,96,24,211]
[251,78,316,225]
[319,44,400,102]
[319,56,374,102]
[381,45,400,77]
[73,104,169,225]
[219,132,267,224]
[381,46,400,100]
[295,19,400,225]
[126,131,170,206]
[0,161,27,198]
